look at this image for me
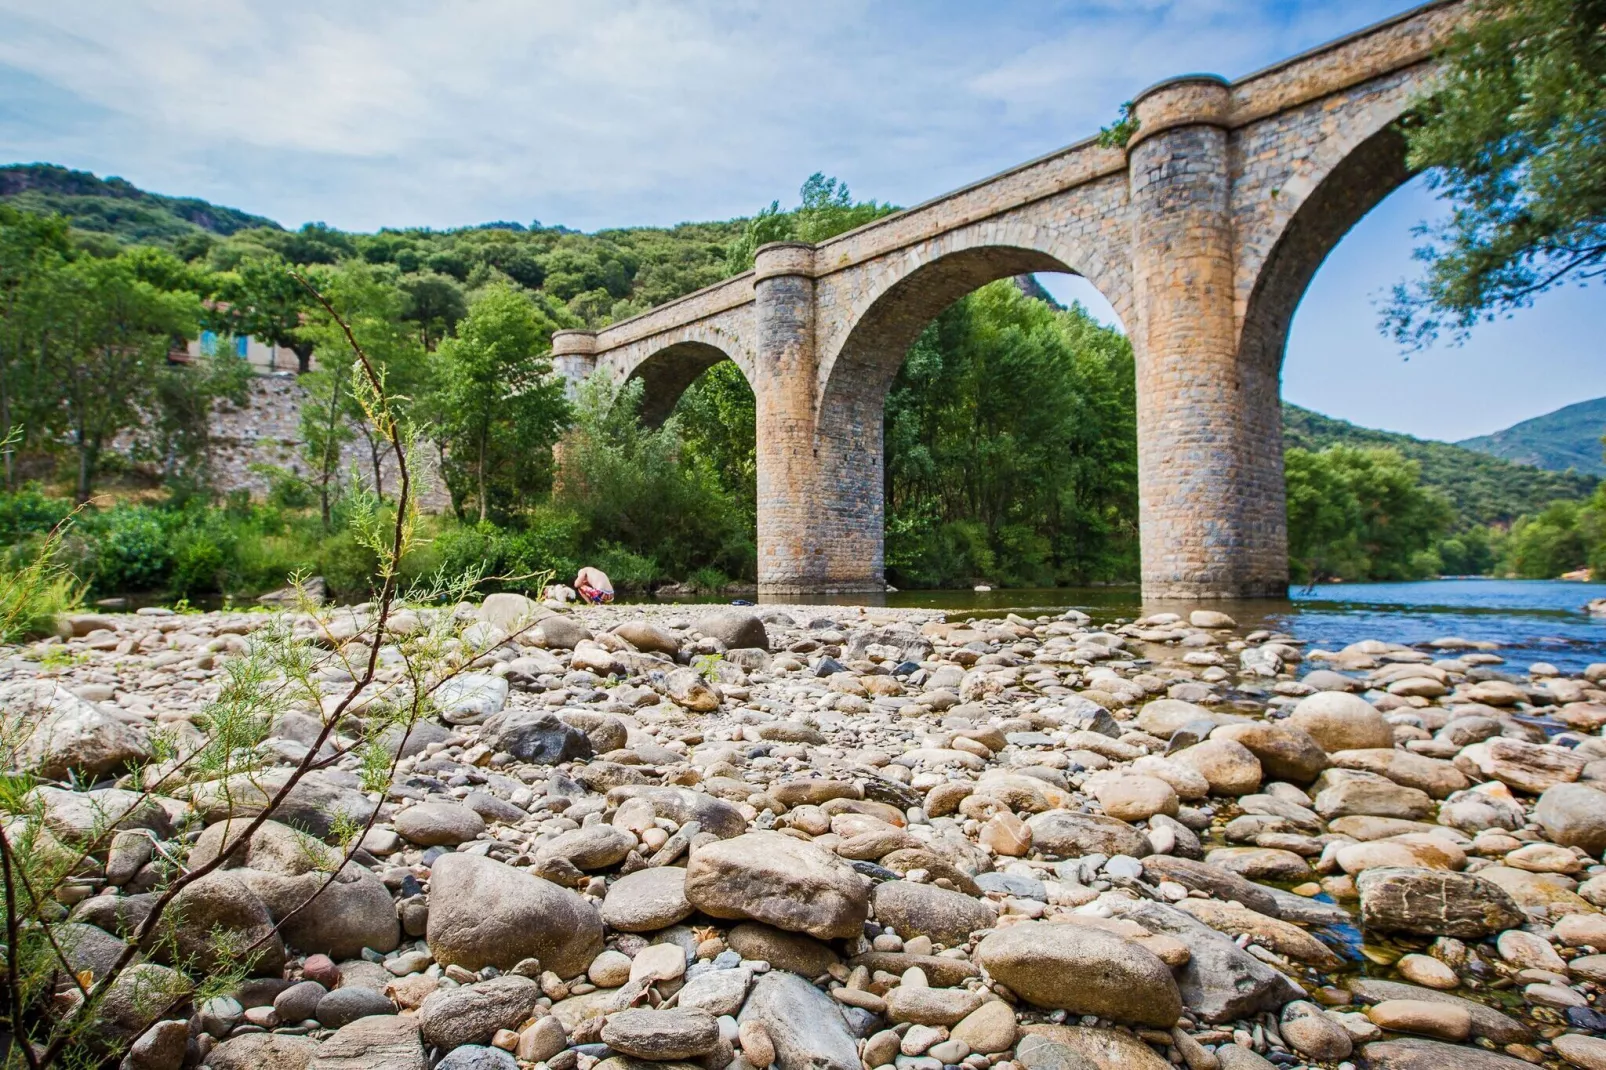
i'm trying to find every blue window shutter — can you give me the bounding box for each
[236,335,249,357]
[200,330,216,355]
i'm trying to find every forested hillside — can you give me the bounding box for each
[1457,396,1606,477]
[0,163,280,247]
[1282,403,1596,527]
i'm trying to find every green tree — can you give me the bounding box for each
[1284,445,1454,583]
[1387,0,1605,346]
[36,254,201,500]
[399,270,467,350]
[557,376,753,582]
[882,282,1138,587]
[431,283,569,522]
[299,262,428,499]
[212,253,318,373]
[0,207,72,488]
[724,174,897,272]
[672,362,757,524]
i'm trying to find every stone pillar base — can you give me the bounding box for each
[1142,579,1289,601]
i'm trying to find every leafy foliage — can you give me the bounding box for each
[1386,0,1606,346]
[1285,445,1454,583]
[884,281,1138,587]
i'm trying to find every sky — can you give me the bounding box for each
[0,0,1600,442]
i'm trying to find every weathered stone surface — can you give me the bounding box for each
[312,1014,428,1070]
[1018,1025,1169,1070]
[974,921,1182,1026]
[697,610,769,651]
[683,831,869,939]
[433,673,509,725]
[1345,979,1530,1043]
[316,987,394,1028]
[737,971,858,1070]
[1026,811,1151,859]
[168,872,285,976]
[1360,1039,1533,1069]
[1139,855,1281,916]
[205,1033,318,1070]
[1213,721,1328,783]
[3,682,148,779]
[417,975,542,1050]
[1172,738,1262,795]
[607,786,747,838]
[426,853,604,975]
[601,865,694,931]
[1288,691,1393,752]
[1534,782,1606,855]
[1111,899,1300,1024]
[872,881,996,947]
[1356,867,1524,938]
[729,922,840,977]
[394,801,485,846]
[483,709,593,764]
[602,1009,722,1060]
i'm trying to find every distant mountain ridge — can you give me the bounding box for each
[1457,396,1606,477]
[0,163,281,245]
[1283,403,1596,527]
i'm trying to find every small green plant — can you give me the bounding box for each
[1096,101,1140,149]
[34,648,89,673]
[692,652,724,681]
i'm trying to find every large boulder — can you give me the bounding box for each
[189,818,338,875]
[697,609,769,652]
[311,1014,428,1070]
[206,1033,318,1070]
[1110,899,1301,1024]
[600,865,694,932]
[426,854,603,975]
[417,975,542,1050]
[189,771,381,842]
[1288,691,1393,752]
[236,864,401,960]
[872,881,997,947]
[2,682,148,779]
[1025,812,1151,860]
[1356,867,1524,938]
[684,831,869,940]
[479,592,548,633]
[1212,722,1328,783]
[1534,782,1606,855]
[606,786,747,839]
[737,971,858,1070]
[432,674,509,726]
[613,620,681,657]
[1171,738,1262,796]
[975,921,1181,1027]
[483,710,593,764]
[168,872,285,976]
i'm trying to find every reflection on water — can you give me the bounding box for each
[757,578,1606,674]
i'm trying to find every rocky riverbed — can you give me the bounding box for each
[6,596,1606,1070]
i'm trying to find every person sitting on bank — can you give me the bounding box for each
[574,566,614,605]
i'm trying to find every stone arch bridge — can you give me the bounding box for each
[551,0,1468,599]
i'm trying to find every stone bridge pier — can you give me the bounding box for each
[551,0,1467,599]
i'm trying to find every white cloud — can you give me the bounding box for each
[0,0,1421,230]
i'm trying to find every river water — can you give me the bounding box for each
[761,578,1606,674]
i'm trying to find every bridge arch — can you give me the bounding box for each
[1234,85,1428,378]
[598,323,756,428]
[791,238,1129,591]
